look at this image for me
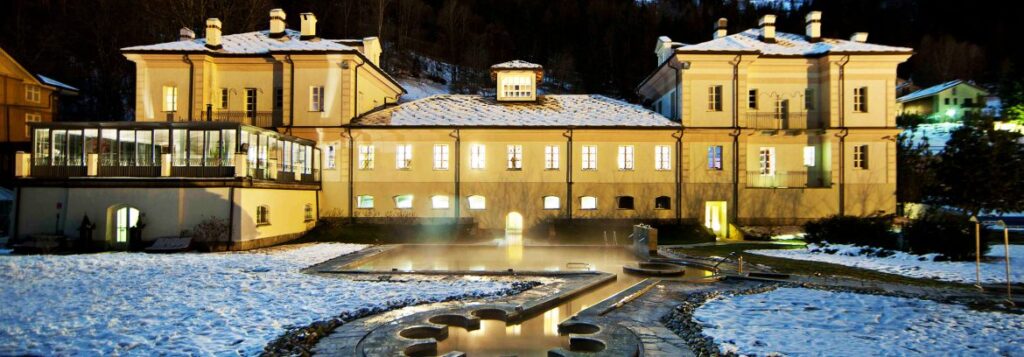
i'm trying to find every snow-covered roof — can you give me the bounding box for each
[37,74,78,92]
[491,60,543,70]
[121,29,355,54]
[677,28,912,56]
[897,80,987,103]
[353,94,679,127]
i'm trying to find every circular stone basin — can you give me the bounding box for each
[622,262,687,276]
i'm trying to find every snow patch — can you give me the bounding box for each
[397,77,450,103]
[695,288,1024,356]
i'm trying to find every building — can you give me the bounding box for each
[637,12,911,235]
[10,9,912,248]
[1,47,78,184]
[897,79,990,120]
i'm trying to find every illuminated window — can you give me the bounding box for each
[25,85,41,103]
[358,145,374,170]
[655,145,671,171]
[113,206,140,243]
[580,196,597,210]
[708,85,723,111]
[468,195,486,210]
[470,144,486,169]
[501,76,532,98]
[394,195,413,209]
[617,145,634,170]
[655,196,671,209]
[310,86,325,112]
[748,89,758,109]
[853,145,868,169]
[431,195,450,209]
[759,147,775,176]
[543,196,560,210]
[507,145,523,170]
[396,144,412,169]
[434,144,449,170]
[325,145,337,169]
[581,145,597,170]
[803,146,816,167]
[617,196,635,210]
[544,145,559,170]
[304,204,314,221]
[853,87,868,112]
[162,86,178,112]
[256,205,270,225]
[357,195,374,208]
[707,145,723,170]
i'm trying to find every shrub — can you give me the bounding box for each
[897,113,926,128]
[902,210,987,261]
[803,215,898,249]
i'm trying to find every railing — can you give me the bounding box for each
[746,112,820,130]
[98,166,160,177]
[199,110,281,127]
[30,165,86,178]
[747,171,831,188]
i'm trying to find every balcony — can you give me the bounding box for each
[747,171,831,188]
[745,112,821,130]
[199,110,281,127]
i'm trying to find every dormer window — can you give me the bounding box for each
[501,76,532,98]
[490,60,543,102]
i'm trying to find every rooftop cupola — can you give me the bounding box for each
[759,14,776,43]
[300,13,317,40]
[179,27,195,41]
[850,32,869,43]
[205,18,222,49]
[269,8,287,38]
[490,60,543,102]
[713,18,728,39]
[805,11,822,42]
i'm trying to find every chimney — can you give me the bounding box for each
[759,14,776,43]
[300,13,317,40]
[269,8,286,38]
[805,11,822,42]
[205,18,222,49]
[179,27,195,41]
[850,32,869,43]
[362,37,382,66]
[655,36,673,65]
[713,18,728,39]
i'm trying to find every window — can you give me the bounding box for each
[24,113,41,137]
[803,146,816,167]
[396,144,412,169]
[358,145,374,170]
[853,87,868,112]
[467,195,486,210]
[220,88,229,109]
[707,145,723,170]
[774,98,789,120]
[944,98,951,105]
[501,76,532,98]
[655,145,672,171]
[434,144,449,170]
[256,205,270,225]
[952,87,958,95]
[310,86,324,112]
[325,145,337,169]
[805,89,815,110]
[357,195,375,209]
[544,145,559,170]
[507,145,523,170]
[113,206,140,243]
[617,196,635,210]
[759,147,775,176]
[275,88,284,108]
[304,204,314,222]
[245,88,258,117]
[581,145,597,170]
[394,195,414,209]
[853,145,868,169]
[748,89,758,109]
[580,196,597,210]
[617,145,634,170]
[953,98,958,105]
[470,144,486,169]
[964,98,974,106]
[431,195,450,209]
[25,85,41,103]
[162,86,178,112]
[33,129,49,165]
[708,85,723,111]
[655,196,671,210]
[543,196,561,210]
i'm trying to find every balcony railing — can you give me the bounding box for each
[747,171,831,188]
[199,110,281,127]
[746,112,821,130]
[28,164,319,184]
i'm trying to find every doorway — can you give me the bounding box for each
[505,212,524,233]
[109,205,140,246]
[704,201,728,239]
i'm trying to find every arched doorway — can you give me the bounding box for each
[108,205,140,246]
[505,212,523,233]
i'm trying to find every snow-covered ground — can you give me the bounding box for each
[0,244,517,355]
[749,243,1023,283]
[901,122,961,153]
[397,77,450,103]
[695,287,1024,356]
